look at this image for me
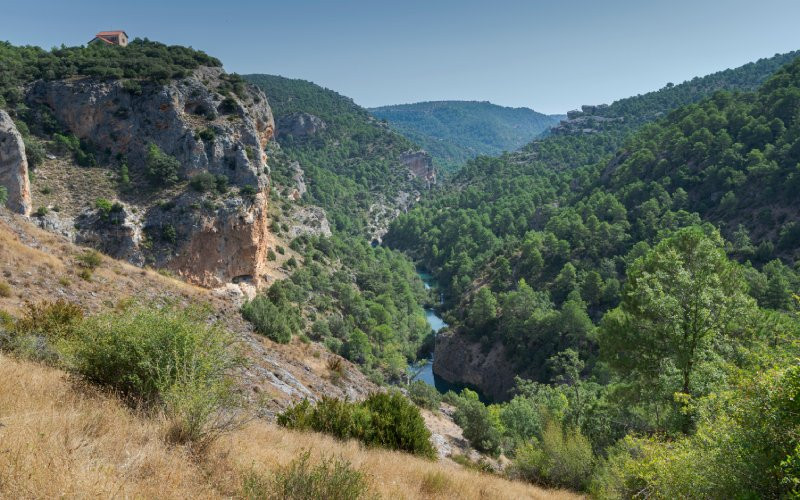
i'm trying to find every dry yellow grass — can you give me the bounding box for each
[0,354,581,499]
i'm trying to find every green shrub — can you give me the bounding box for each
[278,391,436,459]
[121,79,143,95]
[240,184,258,201]
[119,163,131,187]
[162,224,177,244]
[198,127,216,142]
[95,198,113,217]
[35,206,48,217]
[276,245,285,255]
[2,300,84,362]
[408,380,441,411]
[0,280,10,298]
[241,295,301,343]
[23,137,46,168]
[219,96,238,114]
[190,171,217,192]
[0,186,7,207]
[452,390,501,455]
[64,304,242,448]
[146,143,180,186]
[512,420,595,491]
[255,450,370,500]
[75,250,102,270]
[267,249,277,261]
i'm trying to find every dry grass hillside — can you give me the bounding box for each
[0,210,371,415]
[0,355,580,499]
[0,209,580,499]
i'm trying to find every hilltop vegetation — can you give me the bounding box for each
[0,39,221,109]
[384,51,800,496]
[370,100,563,171]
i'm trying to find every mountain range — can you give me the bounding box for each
[370,100,564,171]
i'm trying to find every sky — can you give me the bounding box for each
[2,0,800,114]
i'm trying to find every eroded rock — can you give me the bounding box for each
[0,111,32,216]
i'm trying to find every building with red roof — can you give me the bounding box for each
[89,31,129,47]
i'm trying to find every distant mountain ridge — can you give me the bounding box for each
[369,100,564,171]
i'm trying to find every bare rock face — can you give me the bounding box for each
[27,68,279,288]
[433,328,517,401]
[0,111,32,215]
[27,67,274,187]
[400,150,436,187]
[277,112,326,139]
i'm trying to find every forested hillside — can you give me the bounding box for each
[384,51,800,496]
[244,74,432,234]
[370,100,563,171]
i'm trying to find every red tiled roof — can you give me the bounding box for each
[92,36,115,45]
[96,30,127,37]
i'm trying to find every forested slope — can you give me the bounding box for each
[370,100,563,171]
[383,50,800,497]
[244,74,433,234]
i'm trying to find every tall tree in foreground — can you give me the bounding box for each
[599,226,754,412]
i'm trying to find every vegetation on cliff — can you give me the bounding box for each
[244,74,428,234]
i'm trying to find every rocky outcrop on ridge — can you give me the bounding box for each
[25,67,280,288]
[0,111,32,216]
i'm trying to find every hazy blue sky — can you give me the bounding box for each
[3,0,799,113]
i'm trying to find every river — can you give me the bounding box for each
[410,270,448,389]
[411,270,491,401]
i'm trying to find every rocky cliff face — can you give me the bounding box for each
[26,67,280,288]
[0,111,32,216]
[27,66,274,187]
[277,112,326,139]
[433,328,517,401]
[400,151,436,187]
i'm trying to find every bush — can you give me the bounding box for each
[267,249,277,261]
[95,198,113,218]
[64,304,242,448]
[278,391,436,458]
[146,143,180,186]
[408,380,441,411]
[0,186,7,207]
[189,172,217,192]
[249,450,370,500]
[197,127,216,142]
[512,420,595,491]
[75,250,102,270]
[240,184,258,201]
[23,137,46,168]
[2,300,84,362]
[241,295,301,343]
[452,391,502,455]
[0,280,10,298]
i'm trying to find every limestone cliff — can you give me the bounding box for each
[400,150,436,187]
[433,328,517,401]
[25,67,279,288]
[0,111,32,216]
